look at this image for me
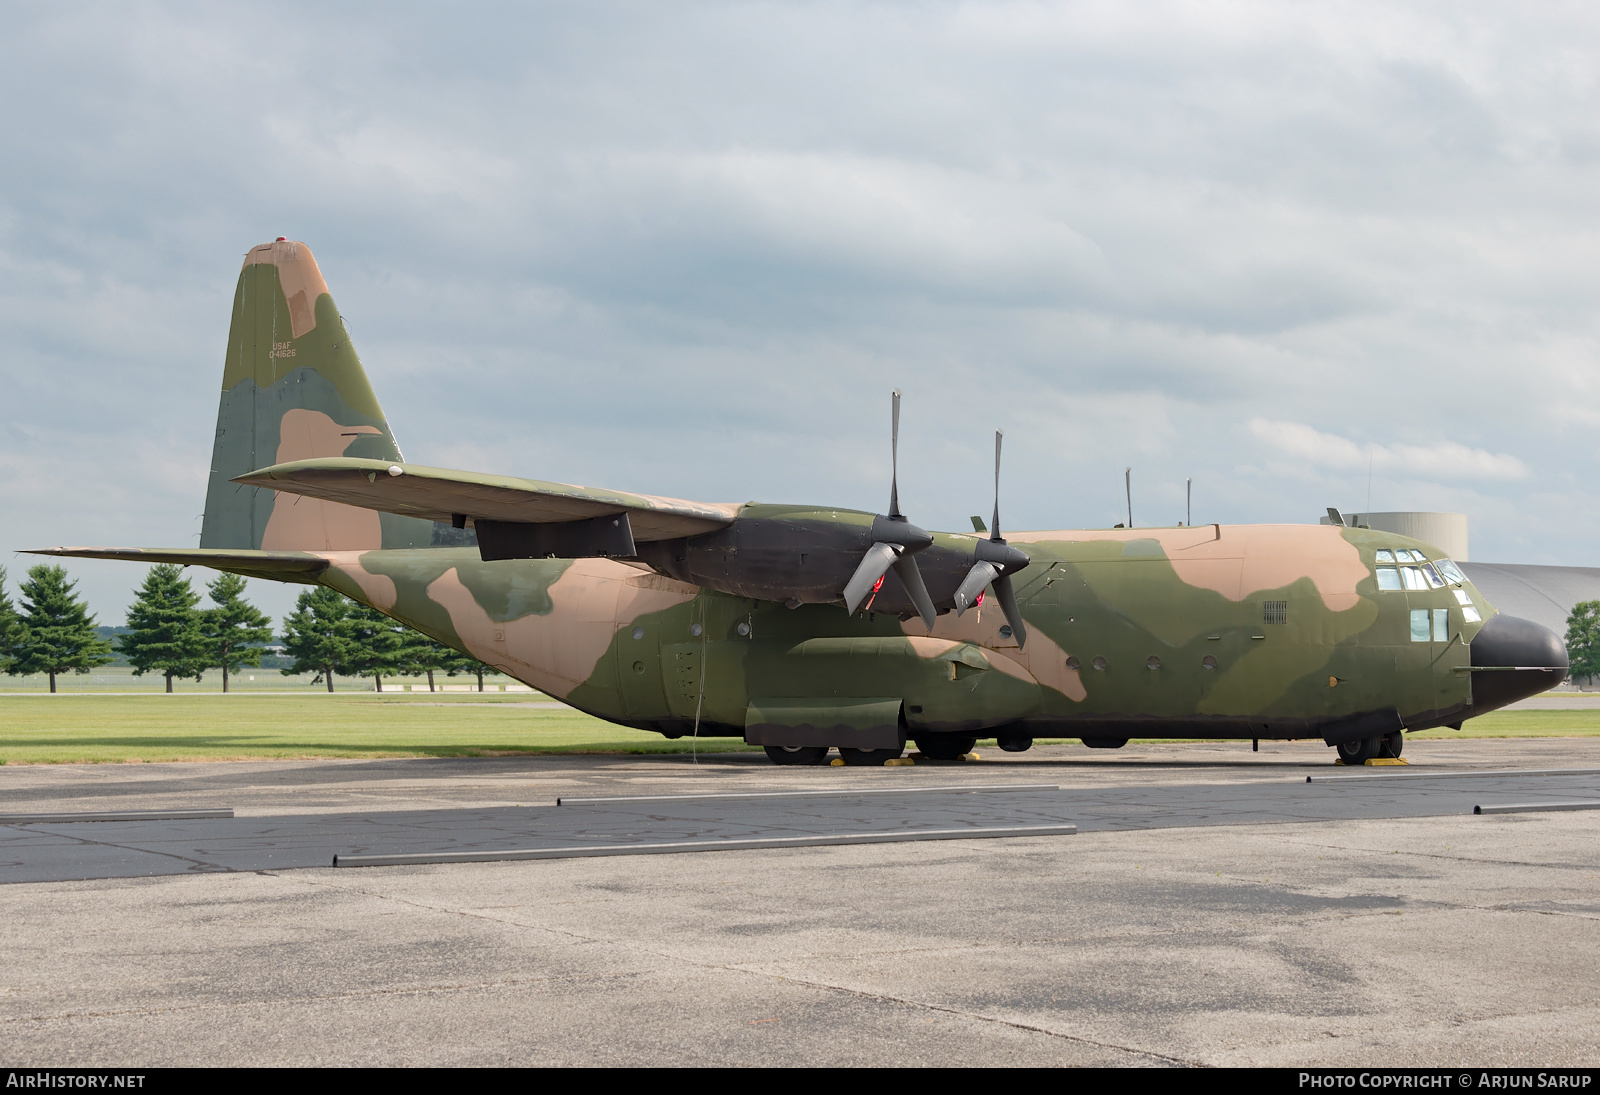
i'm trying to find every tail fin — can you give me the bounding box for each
[200,240,436,551]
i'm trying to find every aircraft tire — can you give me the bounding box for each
[912,735,977,760]
[838,745,906,766]
[1335,736,1382,765]
[1379,731,1404,759]
[763,745,831,765]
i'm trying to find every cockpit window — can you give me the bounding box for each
[1421,563,1445,589]
[1436,558,1467,584]
[1376,567,1402,590]
[1401,566,1429,591]
[1402,549,1427,563]
[1375,549,1396,564]
[1411,608,1451,642]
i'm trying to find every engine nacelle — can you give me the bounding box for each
[633,504,1022,616]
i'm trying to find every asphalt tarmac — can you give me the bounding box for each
[2,738,1597,1066]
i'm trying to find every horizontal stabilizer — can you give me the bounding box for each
[234,458,740,542]
[26,547,330,584]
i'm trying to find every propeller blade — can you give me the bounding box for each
[890,553,937,631]
[953,560,1000,615]
[992,572,1028,649]
[889,389,902,518]
[991,429,1002,540]
[842,542,899,614]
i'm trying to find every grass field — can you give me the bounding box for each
[1,692,1597,765]
[0,694,757,763]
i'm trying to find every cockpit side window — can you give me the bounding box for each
[1421,563,1445,589]
[1376,567,1402,590]
[1436,558,1467,584]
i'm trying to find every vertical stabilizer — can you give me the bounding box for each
[200,241,435,551]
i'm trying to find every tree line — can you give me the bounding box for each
[0,563,497,693]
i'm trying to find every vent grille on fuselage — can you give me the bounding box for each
[1262,600,1288,625]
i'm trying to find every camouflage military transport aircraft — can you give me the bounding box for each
[32,241,1570,765]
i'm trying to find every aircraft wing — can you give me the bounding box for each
[27,547,330,583]
[234,458,741,542]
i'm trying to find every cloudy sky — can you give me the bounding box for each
[4,1,1599,625]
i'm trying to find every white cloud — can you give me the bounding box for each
[5,0,1600,625]
[1249,419,1529,481]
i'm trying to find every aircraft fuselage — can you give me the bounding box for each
[312,520,1557,750]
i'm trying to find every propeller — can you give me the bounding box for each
[841,390,937,629]
[952,430,1031,647]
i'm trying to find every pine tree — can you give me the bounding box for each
[395,627,453,692]
[119,565,208,692]
[281,586,357,691]
[444,647,501,692]
[12,564,114,692]
[1566,601,1600,686]
[200,573,273,693]
[0,566,22,673]
[346,602,405,691]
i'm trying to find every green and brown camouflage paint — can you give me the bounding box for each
[35,241,1543,755]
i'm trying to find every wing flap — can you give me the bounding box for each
[234,458,740,541]
[27,547,330,584]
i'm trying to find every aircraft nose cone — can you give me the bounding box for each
[1470,613,1570,712]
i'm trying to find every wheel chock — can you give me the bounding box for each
[963,752,981,761]
[830,757,846,766]
[1367,758,1410,766]
[884,757,915,767]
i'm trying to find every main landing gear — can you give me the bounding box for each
[763,745,830,765]
[838,745,906,766]
[760,744,910,765]
[912,735,978,761]
[1335,731,1404,765]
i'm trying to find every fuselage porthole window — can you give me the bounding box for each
[1376,567,1402,591]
